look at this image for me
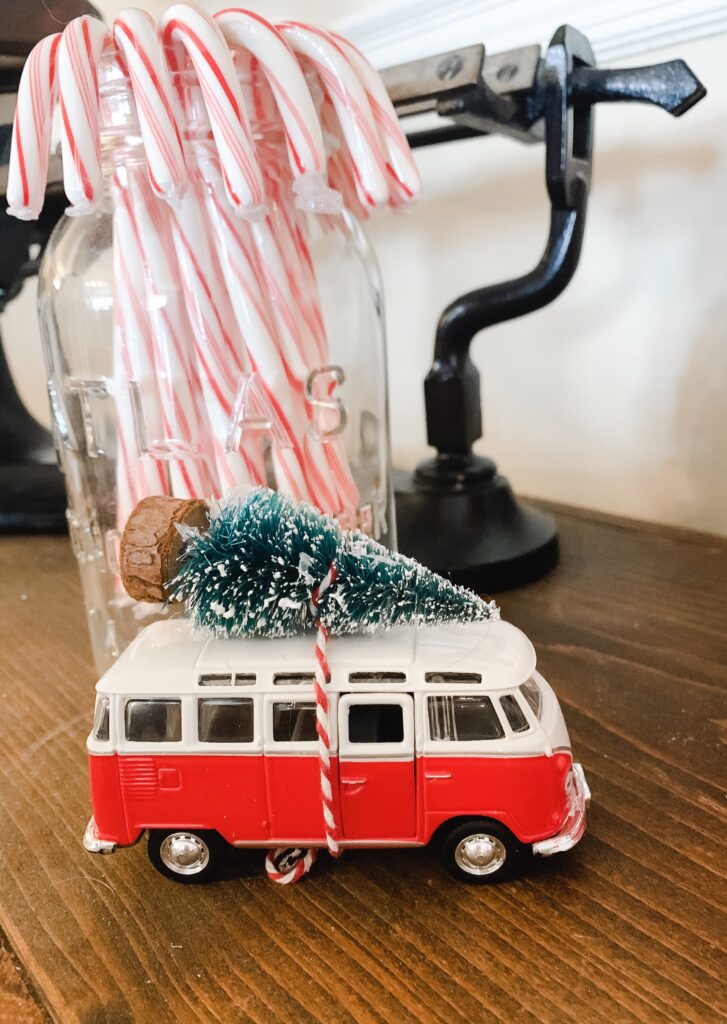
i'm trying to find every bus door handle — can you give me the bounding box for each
[342,777,367,786]
[425,771,452,780]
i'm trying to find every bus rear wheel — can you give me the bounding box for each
[147,829,223,883]
[441,820,520,884]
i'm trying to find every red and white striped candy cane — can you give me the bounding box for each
[197,157,342,511]
[329,31,421,206]
[266,561,339,884]
[159,4,265,215]
[213,10,327,185]
[117,165,217,500]
[265,181,360,517]
[170,173,267,490]
[57,16,109,216]
[276,20,390,211]
[112,178,171,527]
[6,34,61,221]
[114,12,265,490]
[112,8,187,205]
[311,563,340,857]
[264,846,317,884]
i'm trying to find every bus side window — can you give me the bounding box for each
[348,703,404,743]
[273,702,317,742]
[427,695,504,742]
[125,700,182,742]
[500,694,530,733]
[198,698,254,743]
[93,696,110,742]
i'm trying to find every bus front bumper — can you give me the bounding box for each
[532,763,590,857]
[83,816,117,855]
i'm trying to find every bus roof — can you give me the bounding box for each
[98,617,536,694]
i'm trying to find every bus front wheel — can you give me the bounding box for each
[440,820,521,883]
[147,829,223,883]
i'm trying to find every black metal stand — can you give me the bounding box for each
[386,26,705,590]
[0,193,68,533]
[0,0,99,533]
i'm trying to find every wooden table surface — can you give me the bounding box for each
[0,506,725,1024]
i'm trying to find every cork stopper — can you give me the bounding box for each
[119,496,210,602]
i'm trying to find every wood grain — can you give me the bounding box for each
[0,940,46,1024]
[0,507,725,1024]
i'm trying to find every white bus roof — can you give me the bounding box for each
[98,617,536,695]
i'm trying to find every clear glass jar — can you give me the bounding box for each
[38,58,394,672]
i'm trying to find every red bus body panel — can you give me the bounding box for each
[90,749,572,848]
[339,759,417,839]
[420,752,572,843]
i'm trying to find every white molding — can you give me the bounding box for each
[335,0,727,68]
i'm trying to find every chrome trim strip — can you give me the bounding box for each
[232,838,424,849]
[82,816,117,855]
[532,763,590,857]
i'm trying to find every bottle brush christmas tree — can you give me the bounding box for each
[168,488,498,637]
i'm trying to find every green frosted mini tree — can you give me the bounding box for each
[171,489,498,637]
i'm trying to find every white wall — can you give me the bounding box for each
[4,2,725,534]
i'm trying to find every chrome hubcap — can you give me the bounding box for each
[159,833,210,875]
[455,833,507,876]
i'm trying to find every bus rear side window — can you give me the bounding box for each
[198,698,254,743]
[125,700,182,742]
[93,696,110,742]
[428,695,504,741]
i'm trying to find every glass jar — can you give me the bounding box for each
[38,57,394,672]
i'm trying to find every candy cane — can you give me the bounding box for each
[6,34,61,221]
[57,16,109,216]
[198,162,340,509]
[276,20,389,210]
[169,173,267,489]
[112,8,187,205]
[266,561,339,883]
[111,179,171,520]
[213,10,328,187]
[264,846,317,883]
[328,31,421,206]
[311,563,340,858]
[159,4,264,214]
[263,177,360,515]
[117,165,217,499]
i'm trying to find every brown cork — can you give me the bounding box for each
[119,496,210,603]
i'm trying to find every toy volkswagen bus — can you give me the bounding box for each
[83,617,590,883]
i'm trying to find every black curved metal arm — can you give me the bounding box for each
[425,199,586,454]
[424,25,594,455]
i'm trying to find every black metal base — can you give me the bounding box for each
[394,457,558,593]
[0,461,66,532]
[0,333,66,533]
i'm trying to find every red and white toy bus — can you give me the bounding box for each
[84,617,590,883]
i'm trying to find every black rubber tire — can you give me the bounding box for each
[440,819,522,884]
[147,829,224,884]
